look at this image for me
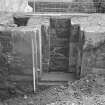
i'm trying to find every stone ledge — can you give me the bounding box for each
[71,14,105,32]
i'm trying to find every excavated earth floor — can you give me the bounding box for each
[0,73,105,105]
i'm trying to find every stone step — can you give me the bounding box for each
[38,81,68,86]
[40,72,76,82]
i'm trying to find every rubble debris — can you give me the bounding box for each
[1,73,105,105]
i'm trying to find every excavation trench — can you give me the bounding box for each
[0,17,84,100]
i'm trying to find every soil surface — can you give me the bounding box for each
[1,73,105,105]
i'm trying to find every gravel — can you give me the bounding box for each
[0,73,104,105]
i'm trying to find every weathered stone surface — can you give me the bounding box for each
[41,25,50,72]
[0,28,40,99]
[27,16,50,27]
[49,18,70,71]
[71,14,105,33]
[81,40,105,77]
[42,63,49,72]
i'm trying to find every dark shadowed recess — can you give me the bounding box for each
[13,16,30,27]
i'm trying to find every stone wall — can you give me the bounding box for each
[71,14,105,77]
[0,14,105,99]
[81,32,105,77]
[27,14,105,75]
[0,28,40,99]
[49,18,70,72]
[41,17,84,73]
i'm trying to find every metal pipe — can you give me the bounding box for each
[39,26,42,76]
[32,33,36,92]
[35,29,38,88]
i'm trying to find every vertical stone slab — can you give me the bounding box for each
[76,30,85,77]
[0,30,12,99]
[69,24,80,73]
[8,28,39,94]
[69,24,84,76]
[80,31,105,77]
[41,25,50,72]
